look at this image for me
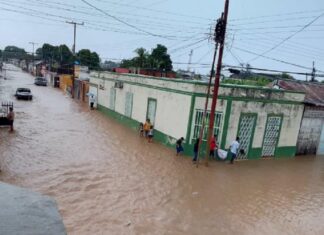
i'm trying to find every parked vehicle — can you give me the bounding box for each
[34,77,47,86]
[15,88,33,100]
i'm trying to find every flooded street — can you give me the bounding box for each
[1,65,324,235]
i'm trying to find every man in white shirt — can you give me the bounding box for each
[230,137,240,164]
[89,94,96,110]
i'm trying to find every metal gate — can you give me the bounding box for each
[262,116,282,157]
[237,114,257,159]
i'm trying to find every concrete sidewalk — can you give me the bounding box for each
[0,182,66,235]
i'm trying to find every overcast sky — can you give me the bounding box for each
[0,0,323,79]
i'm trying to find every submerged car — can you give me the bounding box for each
[15,88,33,100]
[34,77,47,86]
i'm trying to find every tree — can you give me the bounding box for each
[119,44,173,71]
[3,46,27,60]
[133,47,149,68]
[36,44,73,66]
[149,44,173,71]
[120,59,135,68]
[77,49,100,69]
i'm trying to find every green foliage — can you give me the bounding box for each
[77,49,100,69]
[3,46,28,60]
[120,44,173,71]
[36,43,73,65]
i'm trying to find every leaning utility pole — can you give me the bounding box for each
[29,42,38,76]
[204,0,229,166]
[66,21,84,98]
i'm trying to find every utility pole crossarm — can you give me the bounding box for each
[66,21,84,55]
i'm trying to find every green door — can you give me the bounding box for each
[237,114,257,159]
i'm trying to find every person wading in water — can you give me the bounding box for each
[7,107,15,132]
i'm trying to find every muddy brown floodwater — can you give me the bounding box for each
[1,65,324,235]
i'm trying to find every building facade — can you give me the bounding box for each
[90,72,305,159]
[274,80,324,156]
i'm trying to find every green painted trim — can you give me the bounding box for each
[237,113,258,158]
[274,146,296,158]
[93,72,304,94]
[221,99,232,149]
[98,104,297,160]
[185,95,196,144]
[92,76,304,105]
[98,104,178,149]
[249,148,262,159]
[146,98,157,124]
[261,114,284,157]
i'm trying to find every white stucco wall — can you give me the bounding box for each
[90,72,305,152]
[225,101,304,149]
[91,76,192,140]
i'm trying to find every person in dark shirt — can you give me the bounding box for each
[176,137,185,156]
[7,107,15,132]
[193,138,199,162]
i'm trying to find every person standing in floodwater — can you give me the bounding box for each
[139,123,144,137]
[176,137,185,156]
[89,94,96,110]
[144,119,151,138]
[230,137,240,164]
[148,125,154,143]
[193,138,199,162]
[7,107,15,132]
[210,134,217,159]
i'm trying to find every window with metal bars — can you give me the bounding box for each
[191,109,223,144]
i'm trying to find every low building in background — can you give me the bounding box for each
[273,79,324,156]
[90,71,305,159]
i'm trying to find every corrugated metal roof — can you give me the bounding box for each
[277,80,324,106]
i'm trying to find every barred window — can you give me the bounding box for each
[192,109,223,144]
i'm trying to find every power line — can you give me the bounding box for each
[229,9,324,22]
[247,12,324,63]
[223,64,324,77]
[233,46,313,70]
[80,0,192,39]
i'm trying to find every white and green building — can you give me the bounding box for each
[89,71,305,159]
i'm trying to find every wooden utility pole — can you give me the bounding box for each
[29,42,38,76]
[66,21,84,98]
[195,43,219,168]
[204,0,230,166]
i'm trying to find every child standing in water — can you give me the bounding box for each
[148,125,154,143]
[143,119,151,138]
[139,123,144,137]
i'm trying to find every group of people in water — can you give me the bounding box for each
[139,119,154,143]
[138,119,242,164]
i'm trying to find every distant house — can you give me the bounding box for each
[273,79,324,155]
